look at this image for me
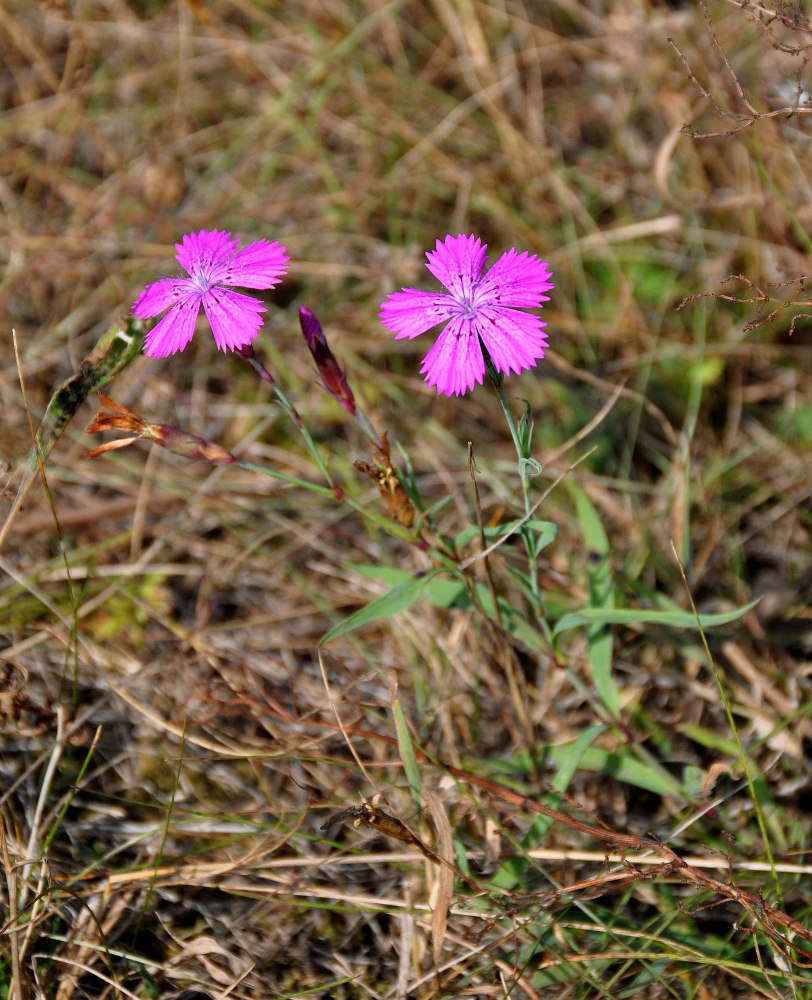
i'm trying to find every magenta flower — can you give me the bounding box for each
[132,229,290,358]
[379,234,553,397]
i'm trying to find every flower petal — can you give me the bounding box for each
[475,305,548,376]
[424,234,487,300]
[143,299,201,357]
[201,287,265,352]
[475,249,554,309]
[175,229,240,277]
[132,278,196,319]
[209,238,290,289]
[419,316,485,396]
[379,289,456,340]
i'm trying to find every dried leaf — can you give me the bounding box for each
[423,790,453,969]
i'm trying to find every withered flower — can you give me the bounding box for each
[84,393,236,465]
[354,431,414,528]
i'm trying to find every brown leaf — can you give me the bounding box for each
[423,790,453,969]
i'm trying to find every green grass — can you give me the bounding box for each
[1,1,811,997]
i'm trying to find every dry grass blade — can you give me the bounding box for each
[0,812,25,1000]
[423,790,454,972]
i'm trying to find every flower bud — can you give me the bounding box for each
[299,306,357,415]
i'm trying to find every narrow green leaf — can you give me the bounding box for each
[489,744,684,800]
[319,572,439,644]
[453,519,557,550]
[679,723,739,755]
[392,695,422,815]
[570,483,618,717]
[552,745,682,798]
[349,564,465,608]
[553,599,759,635]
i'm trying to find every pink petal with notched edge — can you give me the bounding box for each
[202,287,266,352]
[424,234,487,300]
[475,249,554,309]
[379,289,455,340]
[419,316,485,396]
[175,229,240,276]
[143,299,201,358]
[210,239,290,289]
[132,278,196,319]
[475,305,548,376]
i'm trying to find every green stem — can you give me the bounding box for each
[494,384,531,500]
[493,383,543,615]
[237,343,343,496]
[352,404,383,449]
[236,460,417,543]
[270,381,341,496]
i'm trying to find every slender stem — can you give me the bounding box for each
[236,460,417,542]
[270,381,342,496]
[352,404,383,449]
[494,384,531,500]
[237,344,343,496]
[493,383,543,614]
[236,460,336,497]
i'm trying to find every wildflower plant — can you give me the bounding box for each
[111,229,756,693]
[64,225,779,987]
[378,234,555,617]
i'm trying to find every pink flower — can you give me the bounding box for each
[379,234,553,397]
[132,229,290,358]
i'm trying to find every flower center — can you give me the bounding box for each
[191,272,213,294]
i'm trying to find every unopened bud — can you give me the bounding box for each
[299,306,357,415]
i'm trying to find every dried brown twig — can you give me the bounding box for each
[679,273,812,333]
[726,0,812,51]
[669,0,812,138]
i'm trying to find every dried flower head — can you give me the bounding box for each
[353,432,414,528]
[85,394,236,464]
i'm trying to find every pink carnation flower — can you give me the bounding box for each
[132,229,290,358]
[379,234,553,397]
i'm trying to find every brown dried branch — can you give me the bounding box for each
[669,1,812,139]
[679,273,812,332]
[727,0,812,52]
